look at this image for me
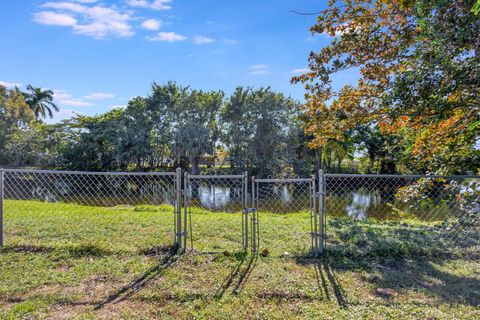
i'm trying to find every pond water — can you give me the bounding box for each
[197,186,234,209]
[5,177,470,222]
[193,185,459,221]
[344,188,382,220]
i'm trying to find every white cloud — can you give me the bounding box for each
[291,68,309,74]
[52,89,94,106]
[141,18,162,30]
[53,90,73,100]
[84,92,115,100]
[34,2,134,39]
[250,64,268,69]
[193,35,215,45]
[127,0,172,10]
[72,0,97,3]
[59,99,94,107]
[42,2,86,13]
[0,81,22,88]
[77,6,133,38]
[222,38,240,45]
[147,31,187,42]
[33,11,77,26]
[249,64,269,75]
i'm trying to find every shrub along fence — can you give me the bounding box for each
[0,168,478,259]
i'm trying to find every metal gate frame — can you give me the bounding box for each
[0,168,326,256]
[251,171,326,256]
[182,171,249,252]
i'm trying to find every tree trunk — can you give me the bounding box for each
[380,160,396,174]
[190,155,200,175]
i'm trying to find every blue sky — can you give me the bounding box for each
[0,0,359,123]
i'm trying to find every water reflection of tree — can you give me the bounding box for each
[5,173,176,206]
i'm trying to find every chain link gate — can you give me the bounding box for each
[183,171,249,253]
[251,171,326,257]
[0,168,330,256]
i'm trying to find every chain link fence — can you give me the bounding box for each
[1,169,177,253]
[252,176,318,257]
[324,174,480,259]
[183,172,248,253]
[0,169,478,260]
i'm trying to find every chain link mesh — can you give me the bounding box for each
[254,178,316,257]
[325,174,480,259]
[2,169,478,260]
[184,174,246,253]
[3,170,176,253]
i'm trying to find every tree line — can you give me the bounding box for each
[0,83,319,177]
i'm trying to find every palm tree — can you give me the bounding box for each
[23,85,59,119]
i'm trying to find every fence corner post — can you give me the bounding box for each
[175,167,182,250]
[318,169,325,255]
[0,169,4,247]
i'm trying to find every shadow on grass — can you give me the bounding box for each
[317,259,347,307]
[296,256,348,306]
[0,245,53,254]
[294,217,480,307]
[327,218,479,260]
[0,244,113,258]
[298,250,480,307]
[214,252,257,299]
[94,244,179,310]
[232,254,257,295]
[370,258,480,307]
[214,252,246,299]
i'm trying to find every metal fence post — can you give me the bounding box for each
[242,171,249,250]
[183,171,189,251]
[312,175,319,255]
[318,169,325,255]
[175,168,182,250]
[0,169,4,247]
[251,176,257,254]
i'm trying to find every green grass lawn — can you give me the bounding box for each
[1,200,479,319]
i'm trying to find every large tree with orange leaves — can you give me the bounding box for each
[293,0,479,174]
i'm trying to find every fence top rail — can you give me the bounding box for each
[255,178,313,183]
[324,173,480,179]
[187,174,245,179]
[1,169,176,176]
